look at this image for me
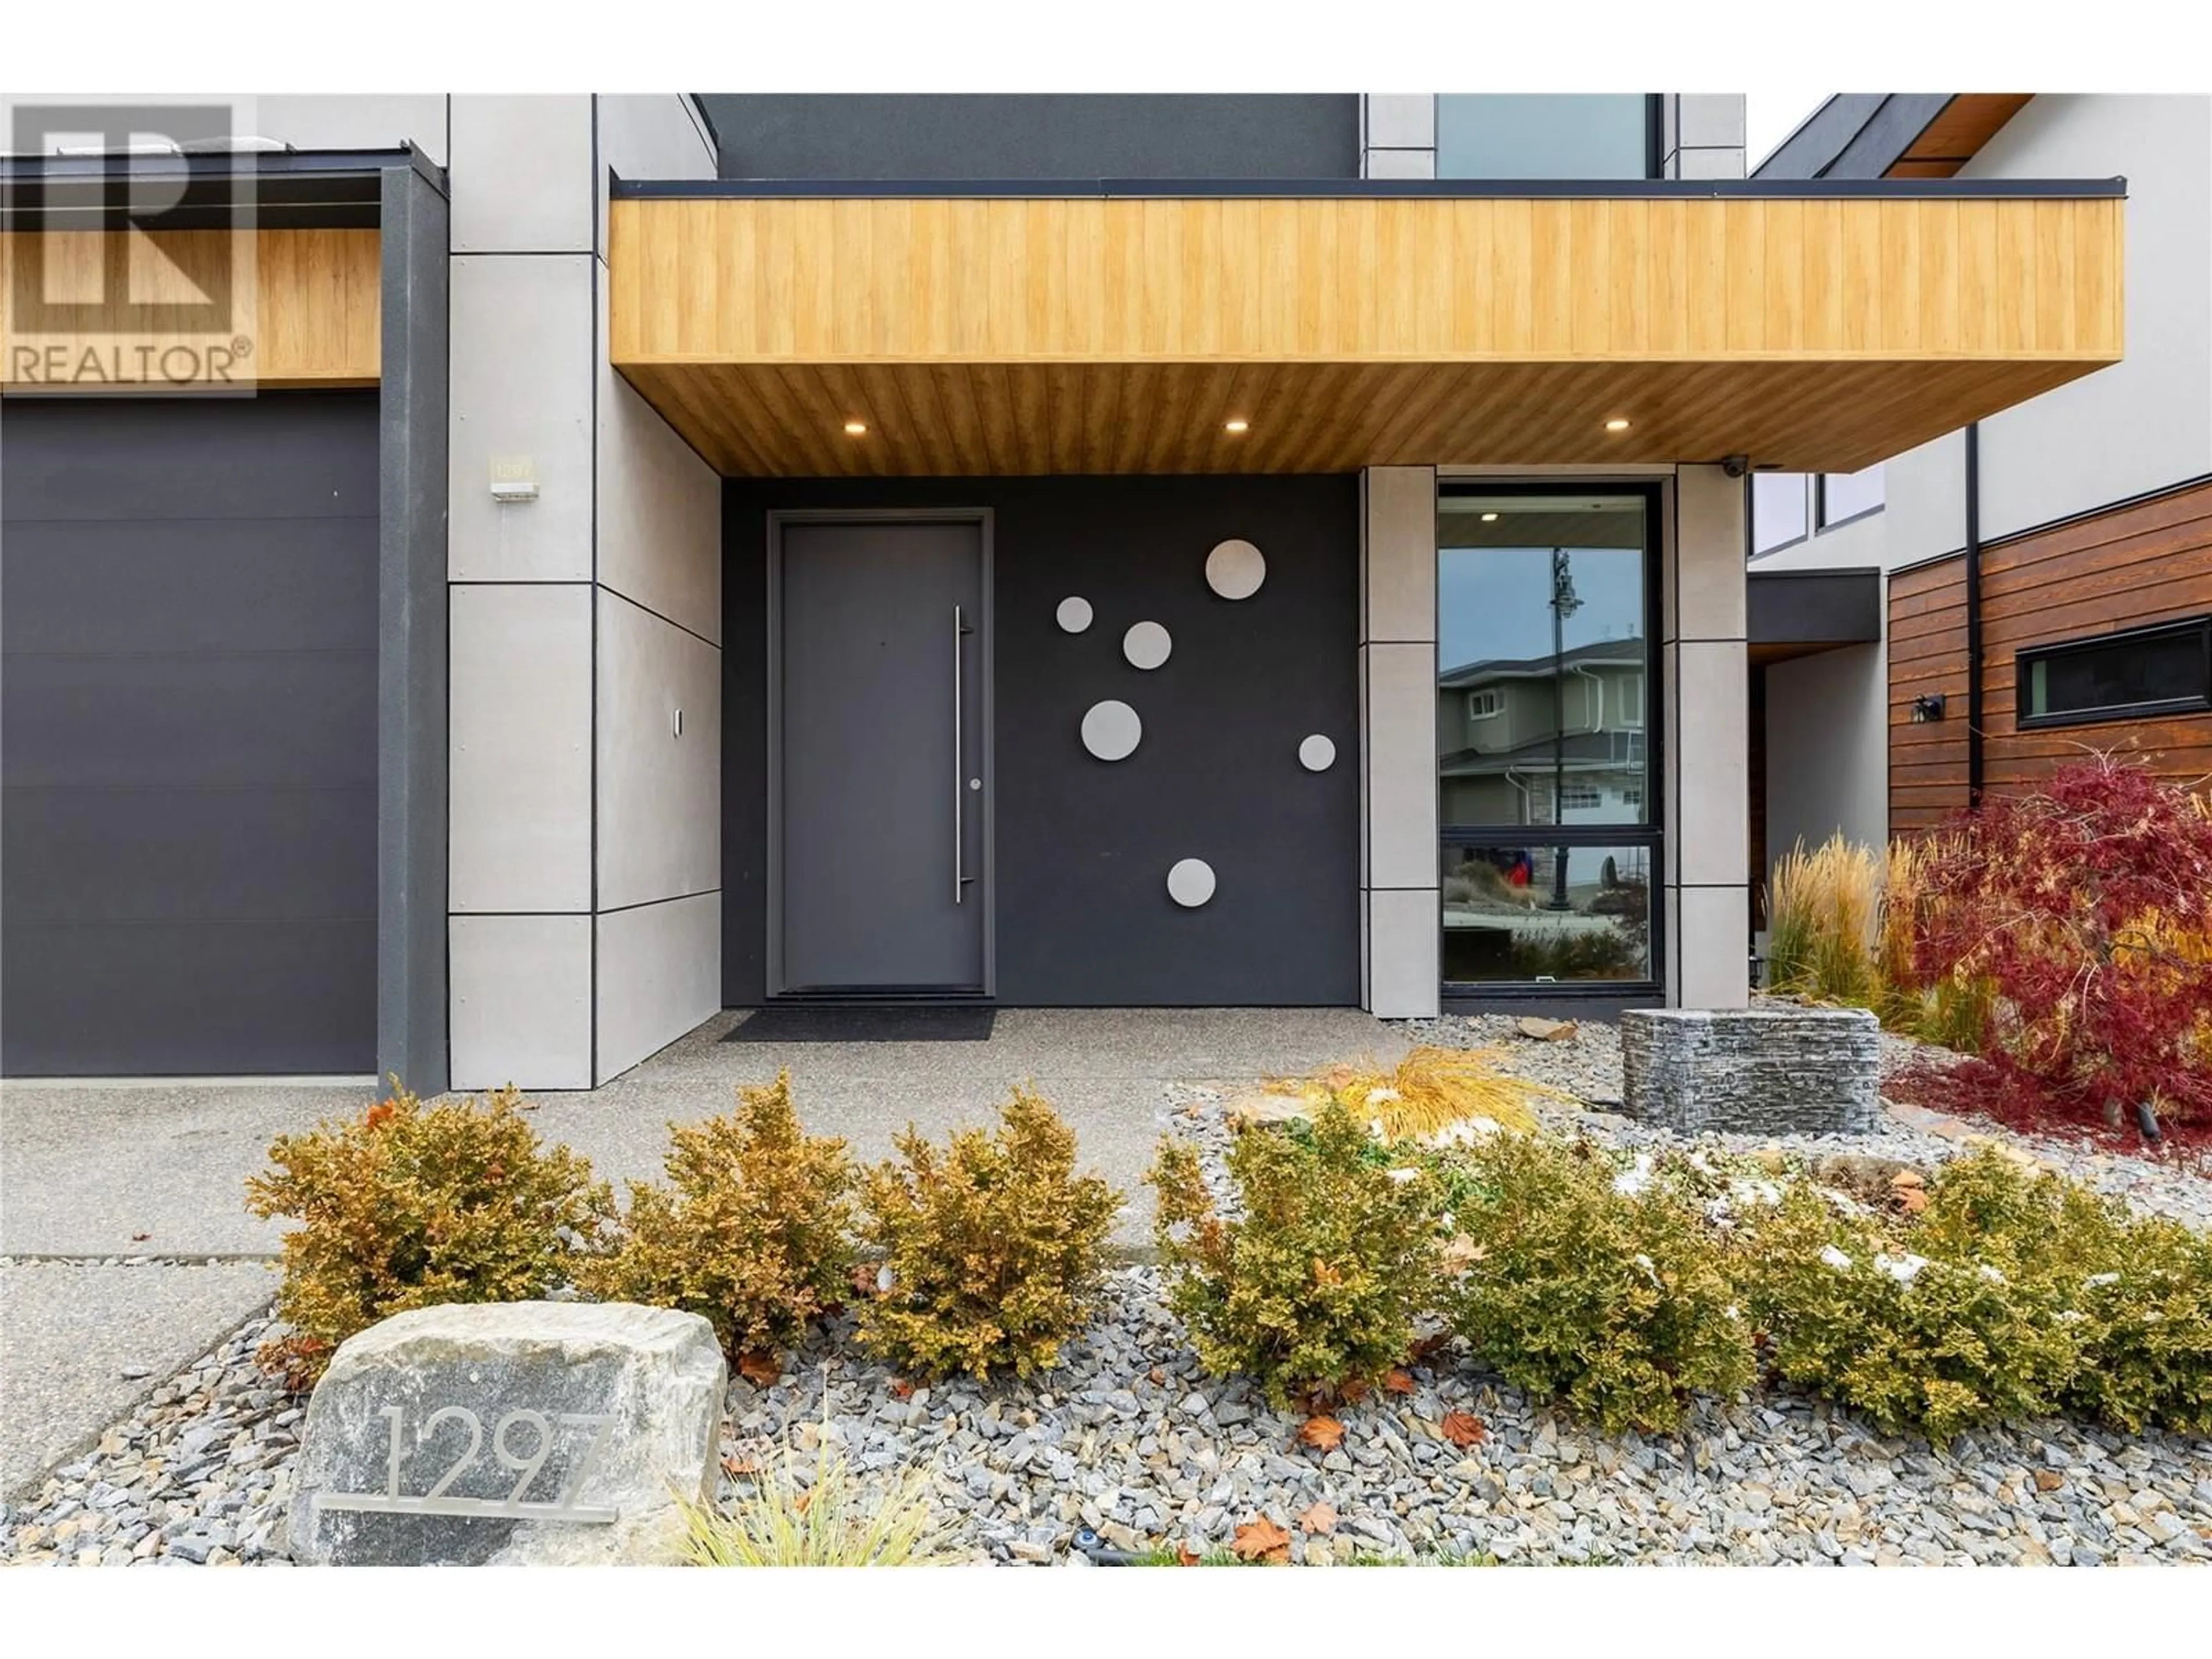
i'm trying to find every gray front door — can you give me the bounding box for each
[775,516,988,994]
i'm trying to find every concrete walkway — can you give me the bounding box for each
[0,1007,1411,1259]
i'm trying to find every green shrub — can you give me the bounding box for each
[245,1084,612,1389]
[1741,1168,2078,1441]
[1149,1100,1442,1408]
[1914,1149,2212,1437]
[575,1073,857,1363]
[1444,1137,1752,1434]
[854,1088,1120,1381]
[2055,1214,2212,1437]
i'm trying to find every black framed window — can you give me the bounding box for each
[1817,463,1885,529]
[1435,94,1659,181]
[2016,617,2212,729]
[1437,486,1662,991]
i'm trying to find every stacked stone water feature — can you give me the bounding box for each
[1620,1007,1881,1136]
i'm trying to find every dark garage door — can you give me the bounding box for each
[2,393,378,1074]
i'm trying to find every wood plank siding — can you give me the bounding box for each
[1889,478,2212,828]
[1,228,381,389]
[609,192,2123,476]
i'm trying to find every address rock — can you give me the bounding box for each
[290,1301,726,1566]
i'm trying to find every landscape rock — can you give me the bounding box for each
[289,1301,725,1567]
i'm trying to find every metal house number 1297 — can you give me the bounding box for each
[314,1404,620,1524]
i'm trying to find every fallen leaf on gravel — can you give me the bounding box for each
[2034,1469,2064,1491]
[1897,1187,1930,1215]
[890,1378,915,1399]
[1410,1330,1453,1363]
[1889,1169,1927,1188]
[1298,1502,1338,1535]
[1149,1367,1166,1386]
[1176,1541,1201,1566]
[721,1453,758,1478]
[1383,1368,1415,1395]
[1336,1377,1372,1405]
[737,1352,781,1387]
[1298,1415,1346,1451]
[1232,1517,1291,1563]
[1442,1411,1488,1448]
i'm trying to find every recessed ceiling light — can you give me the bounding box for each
[1224,418,1250,434]
[1480,512,1499,522]
[843,420,868,436]
[1604,417,1632,433]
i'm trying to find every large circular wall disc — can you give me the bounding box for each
[1298,734,1337,772]
[1055,596,1093,633]
[1080,699,1142,761]
[1166,858,1217,908]
[1206,539,1266,600]
[1122,620,1172,670]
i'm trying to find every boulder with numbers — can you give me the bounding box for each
[289,1301,726,1565]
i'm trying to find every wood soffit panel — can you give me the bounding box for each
[607,192,2124,476]
[1,228,381,390]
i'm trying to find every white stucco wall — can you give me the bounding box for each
[1964,95,2212,541]
[1762,639,1890,904]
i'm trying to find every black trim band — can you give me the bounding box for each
[613,175,2126,202]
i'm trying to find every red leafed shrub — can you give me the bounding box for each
[1890,755,2212,1141]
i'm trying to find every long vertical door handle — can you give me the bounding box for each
[953,604,965,904]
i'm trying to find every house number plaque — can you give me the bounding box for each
[312,1403,620,1524]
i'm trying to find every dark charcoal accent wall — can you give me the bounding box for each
[698,95,1360,181]
[725,477,1361,1007]
[2,392,380,1074]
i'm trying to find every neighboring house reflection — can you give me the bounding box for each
[1438,636,1647,827]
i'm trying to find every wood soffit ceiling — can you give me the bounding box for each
[608,192,2122,477]
[1884,96,2036,180]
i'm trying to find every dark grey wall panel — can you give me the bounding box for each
[1,391,380,1075]
[699,94,1360,181]
[725,476,1361,1007]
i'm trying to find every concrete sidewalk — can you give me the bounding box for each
[0,1007,1411,1259]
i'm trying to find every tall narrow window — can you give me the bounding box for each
[1437,489,1660,988]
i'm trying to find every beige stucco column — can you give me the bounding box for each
[1664,465,1751,1007]
[1359,466,1441,1018]
[445,94,724,1089]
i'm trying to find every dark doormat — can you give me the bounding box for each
[722,1005,998,1044]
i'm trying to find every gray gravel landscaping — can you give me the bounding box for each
[4,1014,2207,1567]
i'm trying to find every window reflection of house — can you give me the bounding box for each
[1438,637,1647,827]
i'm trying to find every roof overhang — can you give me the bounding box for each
[608,176,2125,478]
